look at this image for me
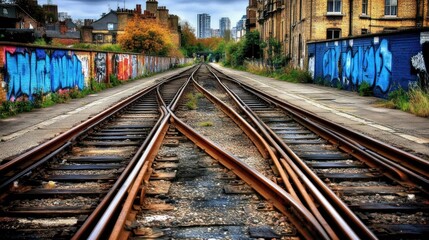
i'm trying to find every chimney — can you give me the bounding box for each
[84,19,93,26]
[136,4,142,14]
[59,21,67,34]
[146,0,158,15]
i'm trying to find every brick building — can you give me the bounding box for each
[83,0,180,46]
[250,0,429,68]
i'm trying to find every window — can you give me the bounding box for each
[107,23,114,30]
[361,28,368,34]
[327,0,342,13]
[362,0,368,15]
[385,0,397,16]
[96,34,103,41]
[327,28,341,39]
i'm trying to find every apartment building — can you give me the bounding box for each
[197,13,211,38]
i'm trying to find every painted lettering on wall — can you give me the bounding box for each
[411,42,429,91]
[113,54,131,80]
[94,53,107,83]
[1,44,193,103]
[5,48,85,101]
[322,39,392,93]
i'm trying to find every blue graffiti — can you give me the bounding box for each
[5,49,84,101]
[323,39,392,93]
[51,50,84,91]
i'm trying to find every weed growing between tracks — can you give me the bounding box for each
[185,92,204,110]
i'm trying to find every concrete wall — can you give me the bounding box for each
[0,43,193,102]
[307,29,429,98]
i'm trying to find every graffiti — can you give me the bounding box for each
[113,54,131,80]
[131,55,138,78]
[1,43,193,103]
[411,42,429,91]
[322,44,341,84]
[5,48,84,100]
[50,50,84,91]
[308,54,315,79]
[322,39,392,93]
[76,53,90,86]
[94,53,107,83]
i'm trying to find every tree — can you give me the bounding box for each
[179,21,197,57]
[118,16,175,56]
[243,30,261,59]
[223,29,231,42]
[13,0,45,24]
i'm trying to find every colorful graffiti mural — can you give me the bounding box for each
[94,53,107,83]
[0,43,193,103]
[308,30,427,98]
[321,39,392,93]
[411,42,429,91]
[4,48,85,100]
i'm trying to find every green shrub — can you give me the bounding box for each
[110,74,122,87]
[91,79,107,92]
[358,81,373,96]
[388,87,410,111]
[42,94,57,107]
[99,44,122,52]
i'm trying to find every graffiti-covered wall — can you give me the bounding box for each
[307,29,429,98]
[0,43,193,102]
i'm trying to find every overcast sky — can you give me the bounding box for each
[50,0,247,30]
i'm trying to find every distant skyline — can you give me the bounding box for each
[42,0,247,30]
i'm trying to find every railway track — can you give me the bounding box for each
[205,64,429,239]
[0,68,193,239]
[0,63,427,239]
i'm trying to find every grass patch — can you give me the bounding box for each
[409,88,429,117]
[375,87,429,117]
[185,93,198,110]
[185,92,203,110]
[243,63,312,83]
[110,74,122,87]
[198,121,214,127]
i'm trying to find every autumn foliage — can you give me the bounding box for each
[118,16,181,57]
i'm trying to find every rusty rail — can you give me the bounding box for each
[205,64,366,239]
[0,85,159,180]
[209,64,429,187]
[87,107,170,240]
[192,80,270,159]
[169,113,330,240]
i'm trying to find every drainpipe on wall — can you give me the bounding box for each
[288,0,292,61]
[349,0,353,36]
[416,0,421,27]
[310,0,313,40]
